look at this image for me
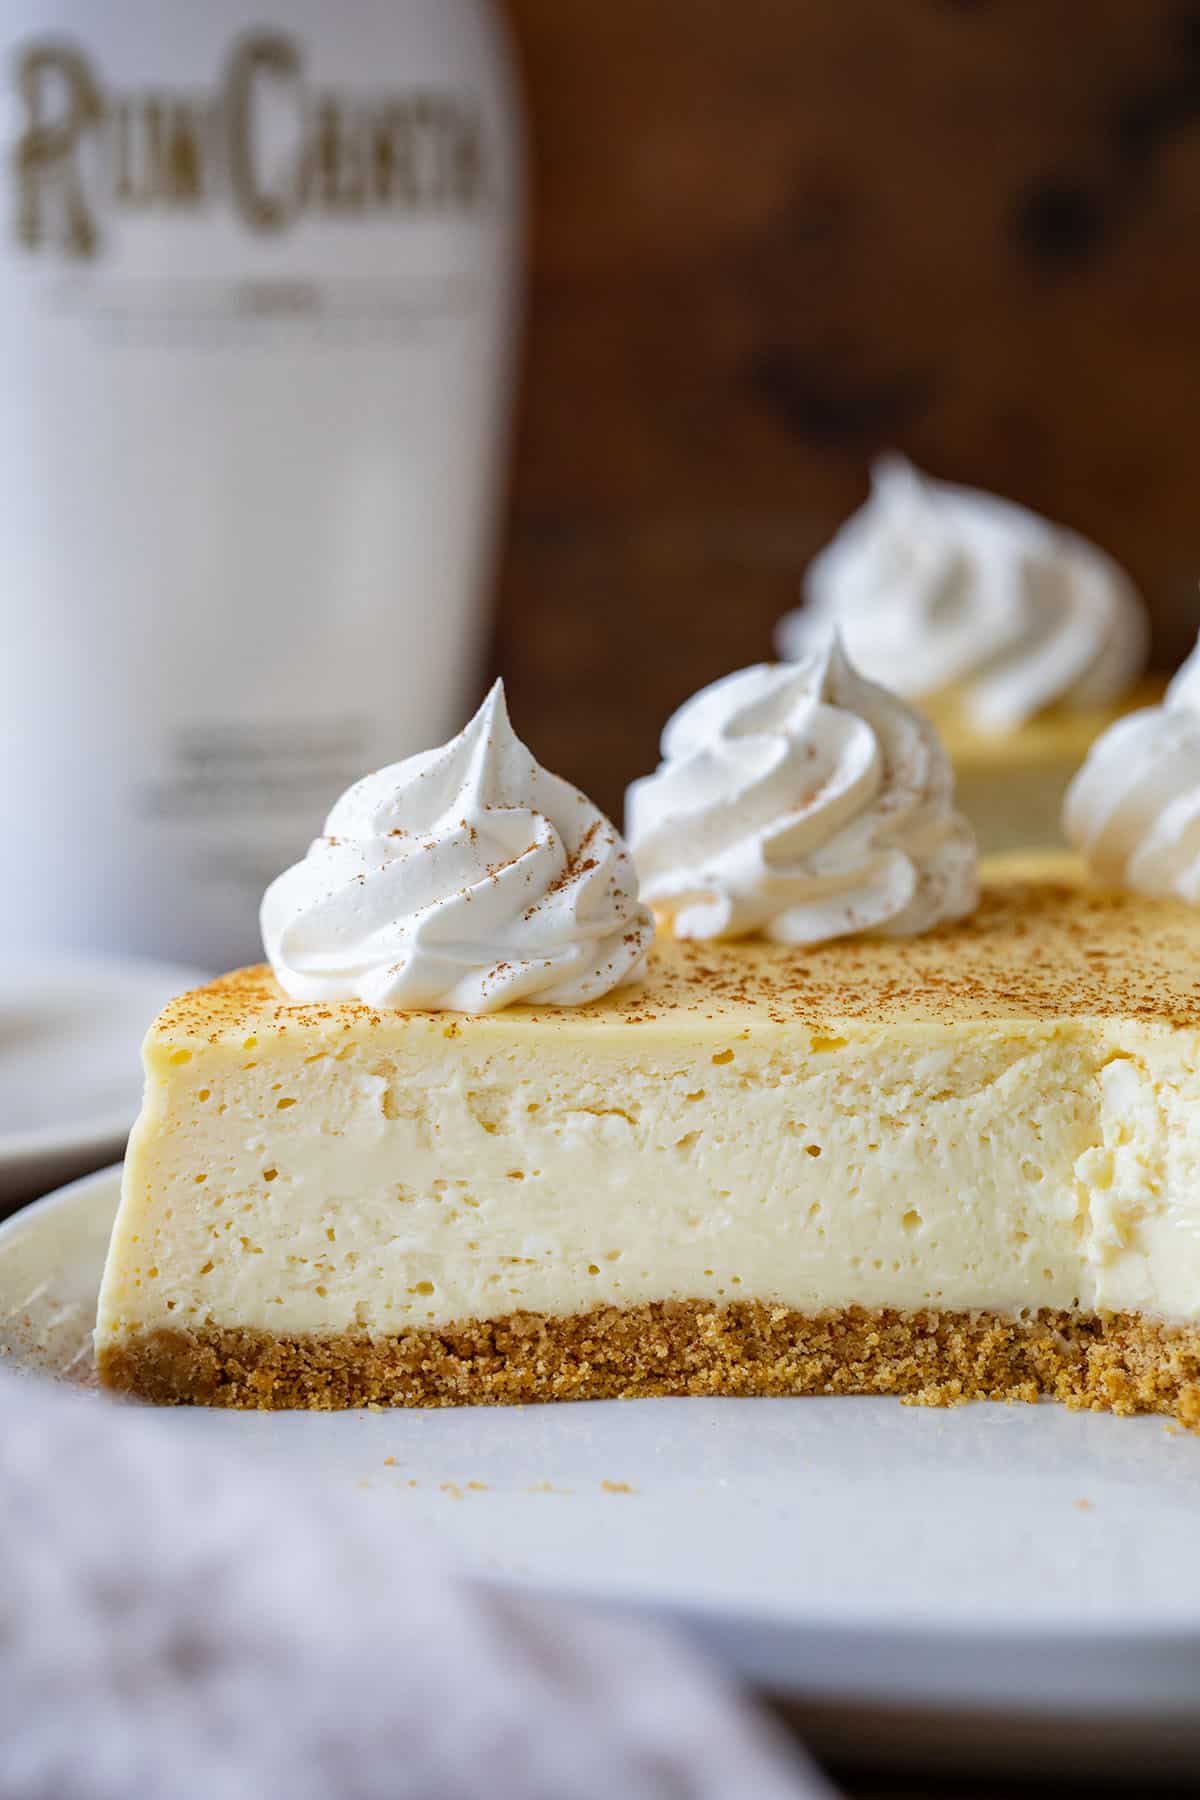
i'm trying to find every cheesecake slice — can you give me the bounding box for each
[97,852,1200,1421]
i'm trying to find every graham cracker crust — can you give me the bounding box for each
[97,1300,1200,1424]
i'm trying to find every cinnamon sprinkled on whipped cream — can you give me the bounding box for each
[261,682,653,1012]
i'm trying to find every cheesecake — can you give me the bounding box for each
[775,455,1151,853]
[97,658,1200,1424]
[926,680,1164,856]
[97,852,1200,1421]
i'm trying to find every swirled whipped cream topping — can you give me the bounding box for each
[625,639,978,943]
[1064,635,1200,902]
[262,682,654,1013]
[775,456,1147,733]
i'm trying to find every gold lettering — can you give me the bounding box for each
[113,99,141,204]
[300,97,367,213]
[13,43,103,256]
[410,96,441,207]
[163,102,205,205]
[370,104,419,207]
[448,106,486,210]
[143,97,167,200]
[11,32,489,256]
[227,32,299,232]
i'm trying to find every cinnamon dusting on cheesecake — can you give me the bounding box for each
[153,856,1200,1045]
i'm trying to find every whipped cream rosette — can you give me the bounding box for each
[626,639,977,944]
[263,682,653,1012]
[1065,633,1200,901]
[777,456,1147,733]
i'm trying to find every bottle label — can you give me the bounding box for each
[13,32,490,260]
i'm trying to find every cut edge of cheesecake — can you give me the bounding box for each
[96,851,1200,1422]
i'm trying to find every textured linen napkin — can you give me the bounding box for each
[0,1370,836,1800]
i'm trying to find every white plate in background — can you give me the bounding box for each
[5,1165,1200,1778]
[0,955,204,1203]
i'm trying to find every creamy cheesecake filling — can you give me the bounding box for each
[949,761,1083,857]
[926,681,1166,855]
[99,1011,1200,1346]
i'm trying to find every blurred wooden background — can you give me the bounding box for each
[494,0,1200,817]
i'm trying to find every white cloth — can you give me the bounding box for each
[0,1371,834,1800]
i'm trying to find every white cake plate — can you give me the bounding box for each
[0,954,205,1204]
[5,1165,1200,1779]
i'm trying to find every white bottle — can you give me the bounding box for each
[0,0,523,968]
